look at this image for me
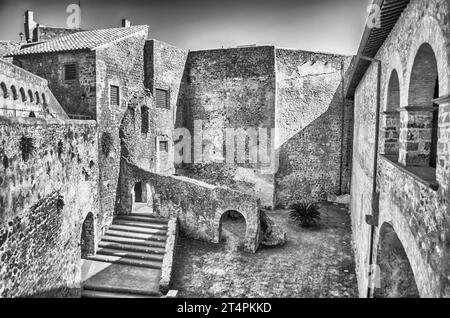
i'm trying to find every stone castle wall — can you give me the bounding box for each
[274,49,352,206]
[0,116,99,297]
[0,59,67,119]
[351,0,450,297]
[145,39,188,174]
[95,29,149,234]
[17,51,97,118]
[175,46,277,208]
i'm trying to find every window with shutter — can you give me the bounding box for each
[159,141,169,152]
[110,85,120,106]
[65,64,77,81]
[155,89,169,109]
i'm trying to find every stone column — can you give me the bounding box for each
[398,106,437,166]
[434,96,450,188]
[381,111,400,157]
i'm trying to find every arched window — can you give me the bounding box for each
[374,223,419,298]
[29,111,36,118]
[386,70,400,111]
[28,89,34,103]
[400,43,439,169]
[41,93,47,105]
[10,85,18,100]
[409,43,439,106]
[20,88,26,102]
[35,92,40,104]
[382,70,401,158]
[1,82,8,98]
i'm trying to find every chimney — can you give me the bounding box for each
[24,10,38,42]
[121,19,131,28]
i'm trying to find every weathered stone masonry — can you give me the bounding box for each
[176,46,352,208]
[0,117,99,297]
[350,0,450,297]
[275,49,353,206]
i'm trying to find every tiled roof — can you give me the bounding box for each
[9,25,149,56]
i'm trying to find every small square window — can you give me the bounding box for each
[110,85,120,106]
[159,140,169,152]
[64,64,77,81]
[155,89,169,109]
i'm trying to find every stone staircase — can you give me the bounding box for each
[81,213,170,298]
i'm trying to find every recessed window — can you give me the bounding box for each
[64,64,77,81]
[159,140,169,153]
[11,86,18,100]
[110,85,120,106]
[155,89,169,109]
[141,106,149,134]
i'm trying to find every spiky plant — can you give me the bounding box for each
[289,202,321,228]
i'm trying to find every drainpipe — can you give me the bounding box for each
[338,59,346,194]
[359,55,382,298]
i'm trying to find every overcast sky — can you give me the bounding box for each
[0,0,372,54]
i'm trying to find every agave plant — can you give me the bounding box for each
[289,202,321,228]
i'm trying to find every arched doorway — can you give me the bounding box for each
[134,181,144,203]
[80,213,95,258]
[374,223,419,298]
[218,210,247,251]
[132,181,154,214]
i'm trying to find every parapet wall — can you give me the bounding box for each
[121,163,262,253]
[0,59,68,119]
[0,116,99,297]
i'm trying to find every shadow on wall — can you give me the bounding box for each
[275,77,353,207]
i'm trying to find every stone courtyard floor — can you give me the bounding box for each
[171,202,358,298]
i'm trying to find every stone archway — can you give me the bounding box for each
[218,210,247,250]
[374,222,419,298]
[131,181,155,214]
[80,212,95,258]
[214,207,259,253]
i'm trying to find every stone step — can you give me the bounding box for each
[108,224,168,236]
[87,254,163,269]
[114,219,168,230]
[106,229,167,241]
[81,289,157,298]
[102,235,166,248]
[97,248,164,262]
[83,282,161,296]
[98,241,166,254]
[119,215,169,224]
[129,212,165,219]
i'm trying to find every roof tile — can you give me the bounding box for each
[9,25,149,56]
